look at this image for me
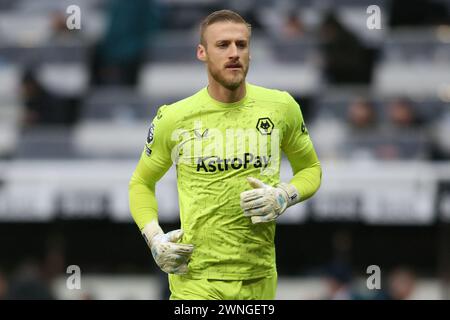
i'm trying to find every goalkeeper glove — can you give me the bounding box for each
[141,220,194,274]
[240,177,300,224]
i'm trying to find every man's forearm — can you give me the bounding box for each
[287,148,322,202]
[129,161,159,230]
[129,159,194,275]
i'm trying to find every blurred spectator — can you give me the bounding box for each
[322,262,359,300]
[41,237,66,285]
[311,96,431,161]
[281,12,305,39]
[311,98,379,160]
[347,98,378,133]
[344,98,380,160]
[331,230,353,265]
[0,270,8,300]
[376,267,417,300]
[319,12,376,84]
[388,98,422,129]
[20,68,80,128]
[89,0,160,87]
[375,98,428,160]
[321,231,364,300]
[6,259,55,300]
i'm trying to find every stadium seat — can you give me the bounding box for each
[269,36,320,63]
[72,121,149,158]
[14,126,75,159]
[80,86,155,121]
[145,32,198,63]
[374,61,450,97]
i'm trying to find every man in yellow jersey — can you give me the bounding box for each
[129,9,322,300]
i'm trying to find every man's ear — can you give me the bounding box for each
[197,44,207,62]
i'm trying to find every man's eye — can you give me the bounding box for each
[217,43,227,48]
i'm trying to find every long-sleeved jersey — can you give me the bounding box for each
[129,82,321,279]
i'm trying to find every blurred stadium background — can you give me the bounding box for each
[0,0,450,300]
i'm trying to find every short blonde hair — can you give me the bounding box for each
[199,9,252,46]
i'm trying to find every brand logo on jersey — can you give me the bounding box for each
[301,121,308,135]
[196,152,271,172]
[194,128,209,139]
[256,117,274,135]
[156,108,163,120]
[147,123,155,145]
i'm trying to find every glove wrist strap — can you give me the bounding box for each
[141,220,164,247]
[277,183,301,207]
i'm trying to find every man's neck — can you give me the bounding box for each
[207,79,246,103]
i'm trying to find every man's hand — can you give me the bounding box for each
[240,177,300,224]
[142,220,194,274]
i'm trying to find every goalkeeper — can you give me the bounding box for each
[129,9,321,300]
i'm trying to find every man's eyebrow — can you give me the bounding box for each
[215,39,248,44]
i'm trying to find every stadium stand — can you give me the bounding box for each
[0,0,450,300]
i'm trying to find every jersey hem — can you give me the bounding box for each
[183,267,277,280]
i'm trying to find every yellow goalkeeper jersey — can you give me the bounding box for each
[129,82,321,279]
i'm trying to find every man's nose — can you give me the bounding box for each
[228,43,239,58]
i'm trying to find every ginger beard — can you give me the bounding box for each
[206,53,249,90]
[200,22,251,91]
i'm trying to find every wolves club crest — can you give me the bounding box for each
[256,117,274,135]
